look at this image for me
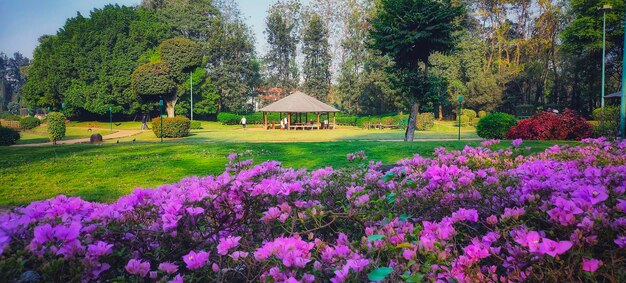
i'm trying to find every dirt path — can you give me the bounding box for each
[13,128,144,147]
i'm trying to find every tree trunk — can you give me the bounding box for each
[166,98,176,117]
[404,102,419,142]
[438,105,443,121]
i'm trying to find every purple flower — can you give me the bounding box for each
[512,138,523,147]
[54,222,81,242]
[183,250,209,270]
[217,236,241,255]
[158,262,178,274]
[125,259,150,277]
[169,274,183,283]
[186,207,205,216]
[539,238,572,257]
[87,241,113,258]
[582,258,602,272]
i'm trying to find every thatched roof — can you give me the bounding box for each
[259,91,339,113]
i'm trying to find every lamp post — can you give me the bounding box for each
[458,96,463,141]
[599,4,612,111]
[159,99,164,143]
[190,71,193,121]
[619,13,626,140]
[109,106,112,132]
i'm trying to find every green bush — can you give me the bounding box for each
[476,112,517,139]
[461,109,477,120]
[20,117,41,130]
[478,110,488,118]
[190,120,202,129]
[0,126,20,146]
[591,106,620,137]
[152,116,190,138]
[415,113,435,131]
[46,112,66,144]
[0,113,21,121]
[335,116,358,126]
[454,114,470,127]
[217,112,240,125]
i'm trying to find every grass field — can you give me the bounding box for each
[0,140,574,206]
[17,125,115,144]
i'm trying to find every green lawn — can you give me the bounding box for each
[0,140,573,206]
[17,125,115,144]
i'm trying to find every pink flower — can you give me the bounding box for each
[183,250,209,270]
[230,251,249,261]
[125,259,150,277]
[186,207,205,216]
[582,258,602,272]
[87,241,113,258]
[169,274,183,283]
[158,262,178,274]
[217,236,241,255]
[539,238,572,257]
[486,215,498,225]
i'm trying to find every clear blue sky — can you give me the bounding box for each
[0,0,309,58]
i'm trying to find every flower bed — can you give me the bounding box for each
[1,139,625,282]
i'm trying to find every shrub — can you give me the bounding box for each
[0,113,21,121]
[0,126,20,146]
[415,112,435,131]
[20,116,41,130]
[335,116,358,126]
[217,112,240,125]
[46,112,66,144]
[381,117,395,125]
[478,110,488,118]
[1,139,626,282]
[591,106,620,137]
[461,109,477,120]
[454,114,470,127]
[190,120,202,129]
[152,116,190,138]
[476,112,517,139]
[506,109,592,140]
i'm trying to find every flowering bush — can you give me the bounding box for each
[506,109,593,140]
[1,139,626,282]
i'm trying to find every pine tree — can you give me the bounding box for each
[301,13,331,101]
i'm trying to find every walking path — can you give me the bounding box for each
[13,128,143,147]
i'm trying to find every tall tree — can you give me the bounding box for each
[369,0,465,141]
[301,13,331,101]
[132,37,203,117]
[22,5,170,117]
[264,1,301,95]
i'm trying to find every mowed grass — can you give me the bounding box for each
[17,125,115,144]
[0,140,573,206]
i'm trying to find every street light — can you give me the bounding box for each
[159,99,164,143]
[109,106,112,132]
[619,13,626,141]
[599,4,612,110]
[458,96,463,141]
[190,71,194,121]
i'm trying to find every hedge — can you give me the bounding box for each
[152,117,190,138]
[0,126,20,146]
[476,112,517,139]
[20,117,41,130]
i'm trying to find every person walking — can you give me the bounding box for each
[141,114,148,131]
[240,116,247,129]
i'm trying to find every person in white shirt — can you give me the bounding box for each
[240,116,246,129]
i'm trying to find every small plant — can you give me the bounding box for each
[415,112,435,131]
[0,126,20,146]
[20,117,41,130]
[46,112,66,144]
[476,112,517,139]
[478,110,488,118]
[152,116,190,138]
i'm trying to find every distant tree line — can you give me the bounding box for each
[13,0,626,121]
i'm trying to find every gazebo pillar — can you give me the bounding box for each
[287,113,292,130]
[333,112,336,129]
[263,112,267,130]
[317,113,321,130]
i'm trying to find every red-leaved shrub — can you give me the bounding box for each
[506,109,592,140]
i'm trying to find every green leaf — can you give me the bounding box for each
[381,171,396,182]
[368,267,394,281]
[406,272,424,283]
[387,192,397,204]
[405,179,416,187]
[399,214,412,222]
[367,234,386,241]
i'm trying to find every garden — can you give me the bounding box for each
[0,138,624,282]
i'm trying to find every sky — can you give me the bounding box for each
[0,0,309,59]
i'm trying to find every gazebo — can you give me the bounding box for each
[259,91,340,130]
